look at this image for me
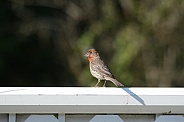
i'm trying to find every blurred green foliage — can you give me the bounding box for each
[0,0,184,86]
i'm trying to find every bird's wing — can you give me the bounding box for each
[91,58,114,78]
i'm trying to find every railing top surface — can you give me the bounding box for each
[0,87,183,95]
[0,87,184,114]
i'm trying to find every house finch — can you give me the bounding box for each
[85,49,124,87]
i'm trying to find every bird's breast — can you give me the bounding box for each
[88,56,93,62]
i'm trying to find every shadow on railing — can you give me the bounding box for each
[123,88,145,105]
[0,89,26,93]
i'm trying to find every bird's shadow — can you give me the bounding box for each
[122,88,145,105]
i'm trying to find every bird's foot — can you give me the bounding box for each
[103,80,106,87]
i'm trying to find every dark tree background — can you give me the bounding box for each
[0,0,184,86]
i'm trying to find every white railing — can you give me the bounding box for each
[0,87,184,122]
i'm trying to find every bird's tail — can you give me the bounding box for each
[106,77,124,87]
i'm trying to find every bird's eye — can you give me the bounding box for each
[89,51,92,54]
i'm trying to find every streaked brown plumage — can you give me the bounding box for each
[85,49,124,87]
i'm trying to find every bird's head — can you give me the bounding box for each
[85,49,99,62]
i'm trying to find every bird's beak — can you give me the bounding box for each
[84,53,89,57]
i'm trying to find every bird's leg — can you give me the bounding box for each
[94,79,101,87]
[103,80,106,87]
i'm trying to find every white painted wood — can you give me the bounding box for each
[9,114,16,122]
[0,87,184,114]
[90,115,123,122]
[154,115,184,122]
[0,87,184,95]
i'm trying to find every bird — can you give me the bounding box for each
[85,49,124,87]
